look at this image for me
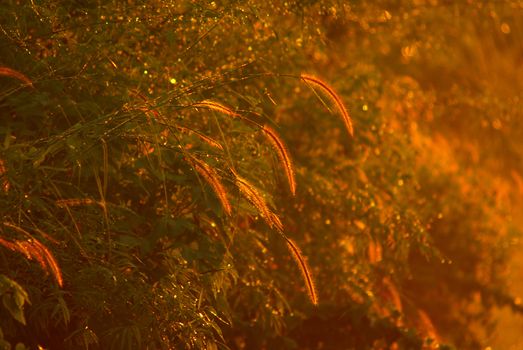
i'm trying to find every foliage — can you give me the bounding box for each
[0,0,522,349]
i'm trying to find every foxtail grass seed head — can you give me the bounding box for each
[262,125,296,196]
[285,237,318,305]
[232,170,284,232]
[0,233,63,287]
[0,66,34,88]
[30,238,64,287]
[193,100,239,118]
[56,198,98,207]
[0,236,17,251]
[301,73,353,137]
[382,277,402,312]
[188,157,232,216]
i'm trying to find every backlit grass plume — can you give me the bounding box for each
[301,74,354,137]
[193,100,239,118]
[0,66,34,88]
[232,169,283,232]
[285,237,318,305]
[56,198,99,207]
[0,223,63,287]
[188,157,232,216]
[262,125,296,196]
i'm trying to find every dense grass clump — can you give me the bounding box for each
[1,1,522,349]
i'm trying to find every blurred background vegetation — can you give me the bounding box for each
[1,0,522,349]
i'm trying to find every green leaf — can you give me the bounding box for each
[0,275,30,325]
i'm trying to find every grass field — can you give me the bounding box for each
[1,1,522,349]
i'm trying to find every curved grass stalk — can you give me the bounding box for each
[231,169,283,233]
[300,74,353,137]
[55,198,100,207]
[192,100,239,118]
[0,66,34,88]
[284,237,318,305]
[1,223,63,287]
[187,157,232,216]
[261,125,296,196]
